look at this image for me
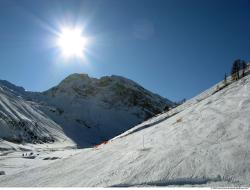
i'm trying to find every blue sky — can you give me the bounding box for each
[0,0,249,101]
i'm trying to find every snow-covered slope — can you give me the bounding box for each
[0,82,75,151]
[1,71,250,187]
[32,73,172,147]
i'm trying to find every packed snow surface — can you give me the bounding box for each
[0,73,250,187]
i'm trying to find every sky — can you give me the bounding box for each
[0,0,249,101]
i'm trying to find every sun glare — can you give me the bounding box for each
[57,27,88,58]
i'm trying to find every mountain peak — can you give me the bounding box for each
[39,73,172,147]
[60,73,90,83]
[57,73,93,89]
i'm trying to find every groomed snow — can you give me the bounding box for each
[0,73,250,187]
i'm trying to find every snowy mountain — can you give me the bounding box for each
[33,73,172,147]
[0,74,172,148]
[1,69,250,187]
[0,82,75,151]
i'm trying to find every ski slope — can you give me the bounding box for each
[117,67,250,139]
[1,72,250,187]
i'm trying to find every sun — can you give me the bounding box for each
[57,27,88,58]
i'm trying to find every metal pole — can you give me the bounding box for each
[143,134,144,149]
